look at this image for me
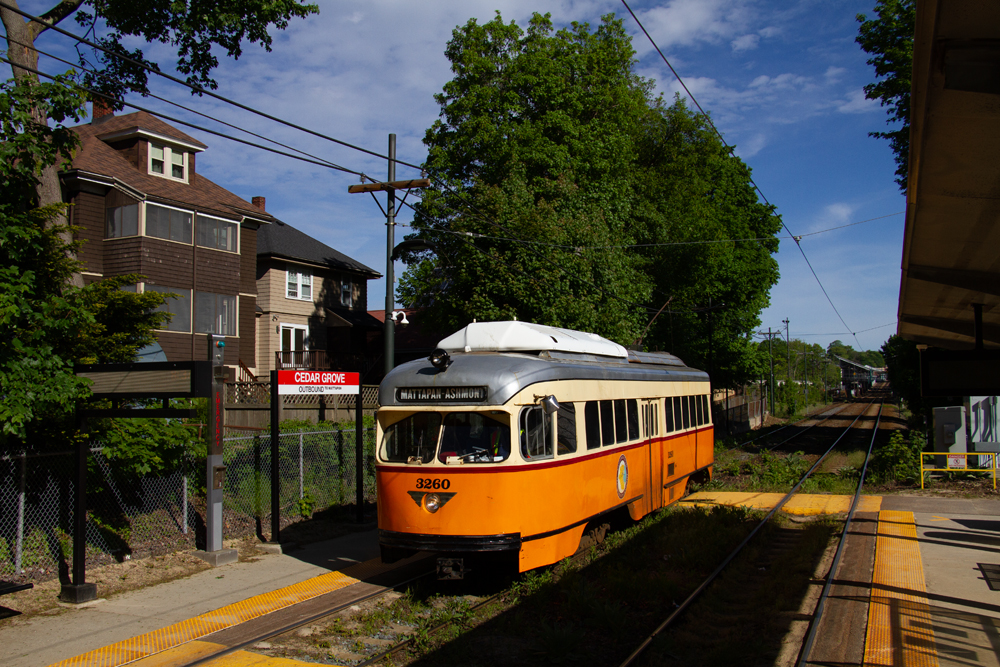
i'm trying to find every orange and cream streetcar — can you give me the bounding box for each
[375,321,713,577]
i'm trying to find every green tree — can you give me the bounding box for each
[0,75,168,449]
[856,0,915,191]
[400,12,781,388]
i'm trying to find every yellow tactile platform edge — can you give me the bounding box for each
[863,510,938,667]
[680,491,883,515]
[48,570,359,667]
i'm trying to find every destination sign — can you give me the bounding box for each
[396,386,488,402]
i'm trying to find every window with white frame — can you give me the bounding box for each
[145,284,192,332]
[149,143,187,181]
[194,291,236,335]
[196,214,238,252]
[287,268,312,301]
[145,203,192,243]
[340,278,353,307]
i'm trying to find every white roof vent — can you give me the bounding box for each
[437,321,628,359]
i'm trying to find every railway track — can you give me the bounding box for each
[619,394,887,666]
[161,396,890,667]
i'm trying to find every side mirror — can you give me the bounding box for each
[540,395,560,414]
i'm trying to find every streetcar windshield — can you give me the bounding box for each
[381,413,441,464]
[438,412,511,464]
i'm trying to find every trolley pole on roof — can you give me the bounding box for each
[348,134,430,377]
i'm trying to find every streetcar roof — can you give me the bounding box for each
[380,336,708,408]
[437,321,629,359]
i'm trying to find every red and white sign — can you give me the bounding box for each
[277,370,359,395]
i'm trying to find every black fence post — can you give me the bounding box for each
[60,412,96,603]
[270,370,280,543]
[356,389,364,523]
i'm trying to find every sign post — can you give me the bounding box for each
[196,335,236,566]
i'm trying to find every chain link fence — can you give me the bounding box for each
[0,425,377,585]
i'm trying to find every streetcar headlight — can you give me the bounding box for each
[424,493,442,513]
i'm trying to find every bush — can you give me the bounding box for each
[869,430,925,484]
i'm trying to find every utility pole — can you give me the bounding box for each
[384,135,396,377]
[767,328,775,415]
[783,318,790,384]
[348,135,429,377]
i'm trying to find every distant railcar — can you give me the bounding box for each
[375,321,713,577]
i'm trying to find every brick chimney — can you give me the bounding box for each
[92,97,114,122]
[252,196,266,212]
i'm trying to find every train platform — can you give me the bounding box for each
[685,492,1000,667]
[0,528,389,667]
[4,494,1000,667]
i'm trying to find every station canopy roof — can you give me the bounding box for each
[898,0,1000,350]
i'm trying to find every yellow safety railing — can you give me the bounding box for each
[920,451,997,489]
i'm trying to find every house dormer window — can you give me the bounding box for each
[149,143,187,182]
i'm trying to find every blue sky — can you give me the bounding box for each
[17,0,904,353]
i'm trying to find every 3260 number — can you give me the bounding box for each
[415,478,451,490]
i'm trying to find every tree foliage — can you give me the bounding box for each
[400,13,782,388]
[856,0,915,191]
[0,76,169,448]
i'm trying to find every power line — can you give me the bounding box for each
[4,34,362,178]
[620,0,864,351]
[0,55,366,177]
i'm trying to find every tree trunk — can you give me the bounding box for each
[1,2,83,287]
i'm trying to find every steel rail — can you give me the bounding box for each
[795,399,884,667]
[618,398,880,667]
[184,567,437,667]
[735,403,849,449]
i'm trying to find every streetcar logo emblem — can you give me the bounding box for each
[616,455,628,498]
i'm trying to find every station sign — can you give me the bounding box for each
[277,370,359,395]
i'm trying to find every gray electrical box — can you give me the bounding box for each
[934,406,967,468]
[969,396,1000,468]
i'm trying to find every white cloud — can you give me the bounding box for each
[837,89,878,113]
[731,34,760,51]
[734,132,767,158]
[631,0,753,55]
[824,66,847,82]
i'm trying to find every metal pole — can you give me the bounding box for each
[783,318,790,382]
[16,453,25,573]
[298,433,304,500]
[384,134,397,377]
[355,387,364,523]
[768,328,775,415]
[182,470,188,535]
[270,370,280,543]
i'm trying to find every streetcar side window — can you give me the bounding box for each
[627,400,639,441]
[557,402,577,455]
[703,395,711,424]
[694,396,703,425]
[585,401,601,450]
[600,400,616,446]
[673,397,682,429]
[664,399,674,432]
[682,397,691,429]
[520,406,553,460]
[381,413,441,464]
[614,400,628,443]
[653,402,659,435]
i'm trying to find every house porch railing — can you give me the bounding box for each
[275,350,329,370]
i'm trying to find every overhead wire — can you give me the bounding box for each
[0,0,534,245]
[4,33,366,178]
[3,1,844,335]
[620,0,865,351]
[0,55,367,177]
